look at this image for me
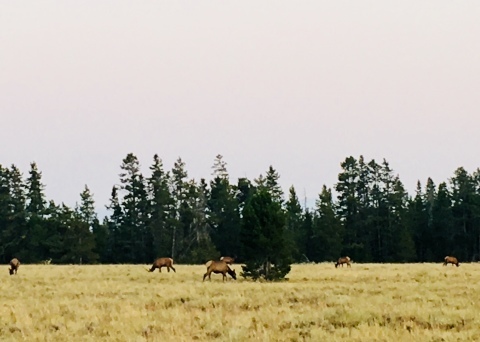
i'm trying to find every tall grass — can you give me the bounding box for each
[1,263,478,341]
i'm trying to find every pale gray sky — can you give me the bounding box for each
[1,1,480,214]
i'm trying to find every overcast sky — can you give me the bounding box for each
[1,1,480,214]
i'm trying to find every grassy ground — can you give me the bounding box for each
[0,263,478,341]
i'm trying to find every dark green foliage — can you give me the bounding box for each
[3,154,480,265]
[208,159,241,258]
[311,186,344,262]
[285,186,305,262]
[240,189,291,281]
[147,154,173,260]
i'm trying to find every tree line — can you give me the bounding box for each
[1,154,480,265]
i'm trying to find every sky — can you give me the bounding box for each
[1,1,480,215]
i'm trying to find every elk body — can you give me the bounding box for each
[335,256,351,268]
[147,257,176,273]
[443,256,459,267]
[9,258,20,275]
[203,260,236,282]
[220,256,235,265]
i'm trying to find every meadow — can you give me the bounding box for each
[1,262,479,341]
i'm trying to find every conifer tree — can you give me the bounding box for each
[312,186,344,261]
[240,189,291,281]
[208,155,241,258]
[147,154,173,259]
[284,186,304,262]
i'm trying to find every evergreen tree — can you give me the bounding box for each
[431,182,454,260]
[105,186,124,263]
[59,205,99,264]
[26,162,46,215]
[312,186,344,261]
[76,185,97,228]
[284,186,305,262]
[147,154,173,260]
[235,177,255,213]
[181,179,219,263]
[240,189,291,281]
[2,165,27,261]
[335,156,365,260]
[118,153,150,263]
[450,167,480,261]
[0,165,10,262]
[208,155,241,259]
[75,185,107,263]
[408,181,429,261]
[24,162,49,262]
[169,157,189,260]
[255,166,284,203]
[388,176,415,262]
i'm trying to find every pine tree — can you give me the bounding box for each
[26,162,46,215]
[147,154,173,260]
[58,205,99,264]
[170,157,189,260]
[3,165,27,261]
[208,155,241,259]
[312,186,344,261]
[76,185,97,228]
[25,162,49,262]
[181,179,219,263]
[408,181,429,261]
[335,156,365,260]
[240,189,291,281]
[118,153,150,263]
[431,182,454,260]
[255,166,284,203]
[105,186,124,263]
[284,186,304,262]
[0,165,10,262]
[450,167,480,261]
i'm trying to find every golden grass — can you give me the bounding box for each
[1,263,479,341]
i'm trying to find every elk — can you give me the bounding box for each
[443,256,459,267]
[9,258,20,275]
[146,257,176,273]
[203,260,236,282]
[220,256,235,265]
[335,256,351,268]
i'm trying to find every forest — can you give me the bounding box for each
[1,153,480,265]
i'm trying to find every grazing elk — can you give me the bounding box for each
[147,257,176,273]
[443,256,459,267]
[203,260,237,282]
[220,256,235,265]
[9,258,20,275]
[335,256,351,268]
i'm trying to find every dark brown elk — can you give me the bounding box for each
[443,256,459,267]
[9,258,20,275]
[335,256,351,268]
[203,260,236,282]
[220,256,235,265]
[147,257,176,273]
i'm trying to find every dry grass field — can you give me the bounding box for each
[1,262,479,341]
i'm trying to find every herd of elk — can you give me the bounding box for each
[8,258,20,275]
[5,254,464,279]
[335,256,351,268]
[146,257,176,273]
[443,256,460,267]
[203,260,237,282]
